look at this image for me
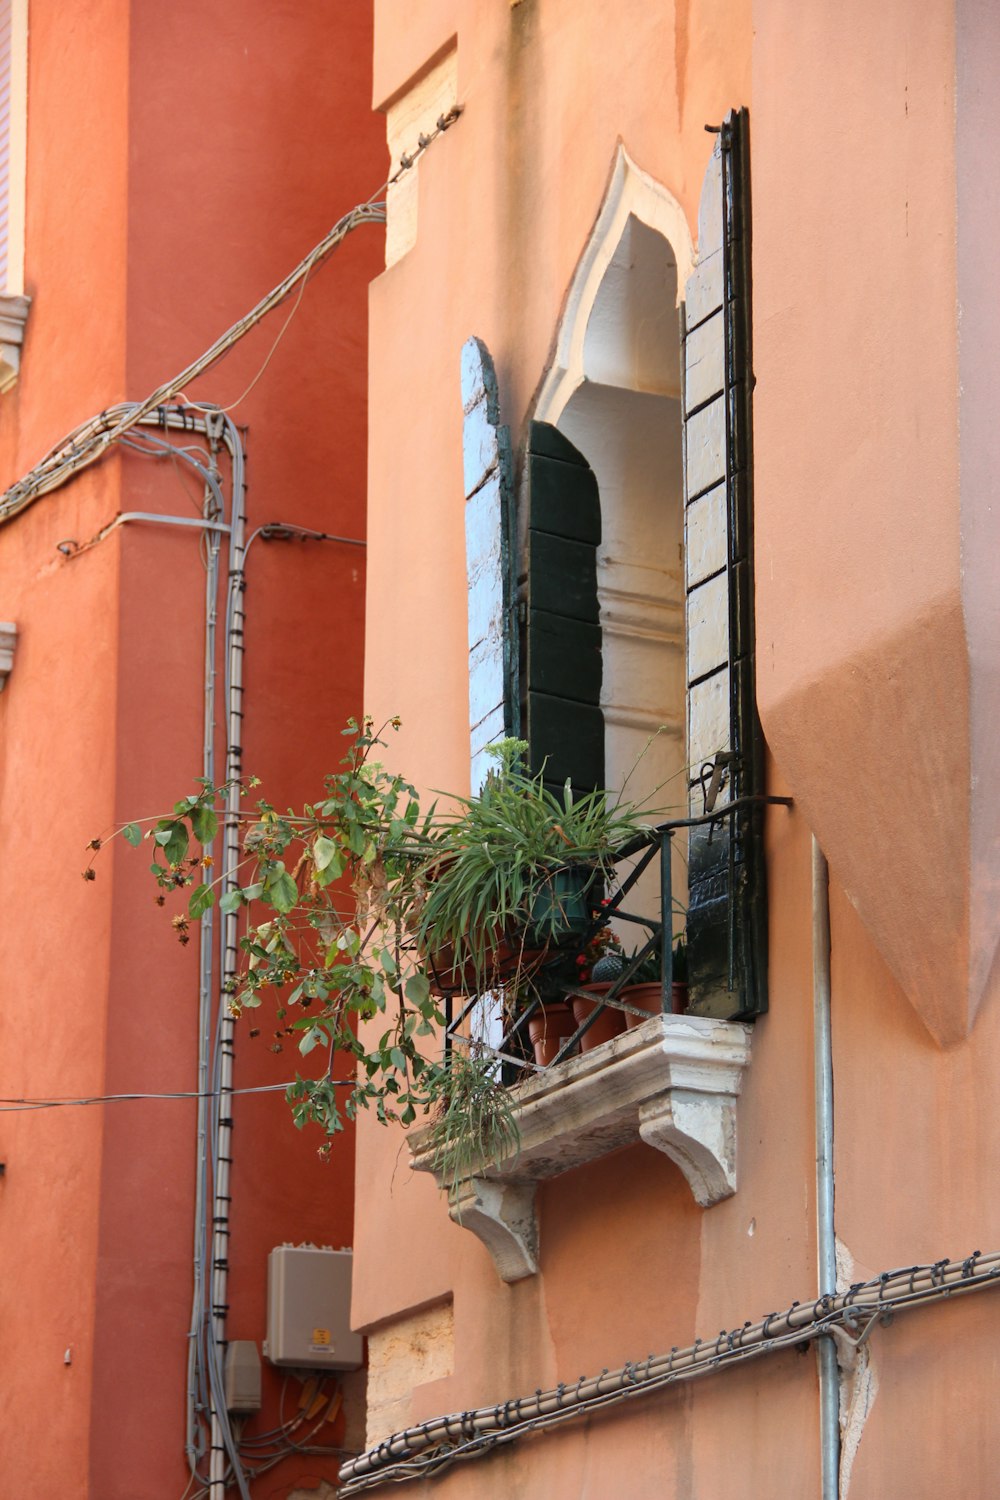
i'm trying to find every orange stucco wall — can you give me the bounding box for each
[0,5,382,1497]
[356,1,1000,1497]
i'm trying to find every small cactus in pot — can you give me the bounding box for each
[590,951,626,985]
[570,947,627,1051]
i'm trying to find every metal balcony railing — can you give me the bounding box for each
[438,794,792,1076]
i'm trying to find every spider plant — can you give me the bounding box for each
[424,1048,520,1211]
[412,739,655,990]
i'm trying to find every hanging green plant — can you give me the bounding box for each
[84,718,513,1158]
[83,722,668,1174]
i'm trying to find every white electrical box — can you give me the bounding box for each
[264,1244,363,1371]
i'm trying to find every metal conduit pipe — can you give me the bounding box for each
[108,404,250,1493]
[338,1250,1000,1495]
[209,412,249,1500]
[812,837,840,1499]
[193,434,223,1478]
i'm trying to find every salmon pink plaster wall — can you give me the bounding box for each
[357,2,1000,1498]
[360,3,823,1497]
[752,0,994,1047]
[361,0,753,1303]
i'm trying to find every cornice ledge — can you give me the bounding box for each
[0,293,30,394]
[410,1014,752,1281]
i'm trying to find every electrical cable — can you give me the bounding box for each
[177,254,316,416]
[0,1080,352,1111]
[0,105,462,529]
[0,201,381,526]
[337,1249,1000,1494]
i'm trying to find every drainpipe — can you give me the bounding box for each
[812,837,840,1499]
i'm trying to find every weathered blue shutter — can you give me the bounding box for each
[683,109,767,1020]
[462,338,518,791]
[523,421,604,793]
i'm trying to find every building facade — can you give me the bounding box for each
[347,1,1000,1497]
[3,2,1000,1498]
[0,4,382,1496]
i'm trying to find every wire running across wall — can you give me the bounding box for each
[0,1080,355,1111]
[0,104,463,529]
[338,1249,1000,1494]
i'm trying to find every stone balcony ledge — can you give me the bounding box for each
[0,294,30,394]
[409,1013,752,1282]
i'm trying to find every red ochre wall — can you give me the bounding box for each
[0,5,383,1497]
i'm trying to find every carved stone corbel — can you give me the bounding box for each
[410,1014,752,1283]
[448,1178,539,1282]
[0,295,30,394]
[0,622,16,691]
[638,1088,738,1206]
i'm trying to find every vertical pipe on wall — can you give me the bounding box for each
[189,449,222,1475]
[812,837,840,1499]
[209,417,249,1500]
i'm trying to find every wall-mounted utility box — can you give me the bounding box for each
[224,1340,262,1413]
[264,1244,363,1371]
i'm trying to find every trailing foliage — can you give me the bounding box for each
[424,1050,520,1211]
[85,721,669,1176]
[85,719,499,1148]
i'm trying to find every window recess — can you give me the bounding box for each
[434,113,783,1278]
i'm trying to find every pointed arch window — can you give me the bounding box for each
[462,111,767,1025]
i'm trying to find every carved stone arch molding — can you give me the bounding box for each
[532,147,697,919]
[534,144,695,428]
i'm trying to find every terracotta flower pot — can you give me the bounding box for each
[527,1001,577,1066]
[571,985,627,1050]
[622,981,688,1028]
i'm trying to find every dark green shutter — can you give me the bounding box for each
[522,421,604,793]
[683,109,767,1020]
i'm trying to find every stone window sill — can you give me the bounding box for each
[0,294,30,394]
[409,1013,752,1282]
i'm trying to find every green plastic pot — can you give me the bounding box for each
[524,866,597,947]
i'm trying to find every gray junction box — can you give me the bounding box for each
[264,1244,363,1371]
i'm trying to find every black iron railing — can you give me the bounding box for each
[440,793,792,1074]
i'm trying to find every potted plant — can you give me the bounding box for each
[593,936,688,1027]
[84,722,666,1179]
[526,995,579,1066]
[566,925,627,1051]
[412,739,652,997]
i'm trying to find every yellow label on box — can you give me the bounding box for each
[311,1327,331,1346]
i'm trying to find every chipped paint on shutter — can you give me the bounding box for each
[682,109,767,1020]
[462,337,518,792]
